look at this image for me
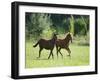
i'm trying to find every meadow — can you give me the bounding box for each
[25,41,89,68]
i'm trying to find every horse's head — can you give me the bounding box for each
[52,33,57,41]
[65,32,73,43]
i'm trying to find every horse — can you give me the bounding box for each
[33,34,57,59]
[56,32,72,58]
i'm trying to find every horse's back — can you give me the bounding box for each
[39,39,49,43]
[39,38,55,49]
[56,39,69,48]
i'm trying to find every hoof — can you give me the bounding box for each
[37,57,40,59]
[48,57,50,59]
[67,55,70,56]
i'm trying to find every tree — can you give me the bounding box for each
[26,13,53,40]
[81,16,87,35]
[69,15,74,35]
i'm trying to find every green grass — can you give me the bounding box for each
[25,41,89,68]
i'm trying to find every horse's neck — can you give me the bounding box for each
[50,38,56,43]
[65,38,70,43]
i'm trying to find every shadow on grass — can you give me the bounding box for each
[33,58,54,60]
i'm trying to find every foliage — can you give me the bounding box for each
[74,16,89,36]
[26,13,54,40]
[25,13,89,41]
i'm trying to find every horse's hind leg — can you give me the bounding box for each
[37,48,43,59]
[51,50,54,59]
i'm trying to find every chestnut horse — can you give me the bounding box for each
[33,34,57,59]
[56,33,72,58]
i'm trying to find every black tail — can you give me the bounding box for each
[33,41,39,47]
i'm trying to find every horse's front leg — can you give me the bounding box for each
[48,50,54,59]
[56,45,59,58]
[65,47,71,58]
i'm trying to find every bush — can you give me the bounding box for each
[41,27,56,39]
[74,18,87,35]
[73,32,89,46]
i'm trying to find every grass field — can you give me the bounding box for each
[25,41,89,68]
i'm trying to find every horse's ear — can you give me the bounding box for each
[67,32,70,35]
[53,33,57,37]
[70,33,73,38]
[54,33,58,36]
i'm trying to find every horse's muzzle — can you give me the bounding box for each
[71,40,72,43]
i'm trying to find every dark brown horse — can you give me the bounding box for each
[33,34,57,59]
[56,32,72,58]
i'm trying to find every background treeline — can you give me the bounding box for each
[25,13,89,45]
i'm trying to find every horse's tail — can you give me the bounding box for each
[33,41,39,47]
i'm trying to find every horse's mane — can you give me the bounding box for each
[66,32,73,37]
